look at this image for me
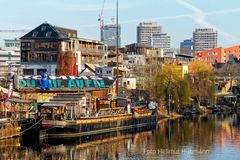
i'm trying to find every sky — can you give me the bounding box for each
[0,0,240,48]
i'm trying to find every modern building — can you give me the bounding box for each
[195,45,240,65]
[180,39,193,55]
[123,43,165,90]
[193,28,217,53]
[137,22,162,46]
[101,24,121,49]
[148,33,171,50]
[2,38,20,51]
[175,54,194,64]
[124,43,164,66]
[0,50,20,78]
[20,22,108,76]
[95,66,129,77]
[125,43,147,55]
[0,38,21,78]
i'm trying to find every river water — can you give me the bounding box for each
[1,113,240,160]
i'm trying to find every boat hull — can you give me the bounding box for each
[40,114,157,138]
[0,118,40,140]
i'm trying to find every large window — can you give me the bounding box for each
[46,31,52,37]
[23,69,34,75]
[37,69,47,75]
[35,42,57,49]
[21,42,31,50]
[41,26,46,31]
[32,32,38,37]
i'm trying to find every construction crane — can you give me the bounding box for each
[98,0,106,41]
[0,29,30,33]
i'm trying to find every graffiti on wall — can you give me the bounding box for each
[16,76,115,90]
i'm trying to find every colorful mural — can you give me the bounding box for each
[15,76,115,90]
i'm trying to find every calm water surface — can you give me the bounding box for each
[1,113,240,160]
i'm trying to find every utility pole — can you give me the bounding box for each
[116,0,119,99]
[168,94,171,114]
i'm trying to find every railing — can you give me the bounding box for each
[98,107,125,117]
[78,48,106,55]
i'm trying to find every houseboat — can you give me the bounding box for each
[14,74,157,139]
[0,80,39,140]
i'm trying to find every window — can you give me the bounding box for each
[23,69,34,75]
[50,54,57,62]
[46,31,52,37]
[32,32,38,37]
[37,69,47,75]
[41,26,46,31]
[68,42,71,49]
[127,81,130,85]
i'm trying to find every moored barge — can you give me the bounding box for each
[40,107,157,138]
[14,74,158,139]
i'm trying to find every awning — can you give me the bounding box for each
[7,98,33,103]
[41,103,65,107]
[0,86,20,98]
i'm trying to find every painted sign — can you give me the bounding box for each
[15,75,115,90]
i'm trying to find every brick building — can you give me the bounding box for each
[20,23,108,76]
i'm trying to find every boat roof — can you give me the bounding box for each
[41,103,66,107]
[7,98,33,103]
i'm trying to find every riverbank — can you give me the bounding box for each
[157,107,183,119]
[156,105,233,119]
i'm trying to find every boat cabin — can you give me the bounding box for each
[40,103,66,120]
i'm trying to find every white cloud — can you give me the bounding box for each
[206,8,240,16]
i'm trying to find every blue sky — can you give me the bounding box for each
[0,0,240,48]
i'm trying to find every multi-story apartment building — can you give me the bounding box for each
[195,45,240,64]
[148,33,171,50]
[137,22,162,46]
[101,24,121,49]
[0,39,21,78]
[193,28,217,53]
[20,23,108,76]
[122,43,164,89]
[0,50,20,78]
[180,39,193,55]
[124,43,164,65]
[3,38,20,49]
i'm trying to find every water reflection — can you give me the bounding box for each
[1,114,240,159]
